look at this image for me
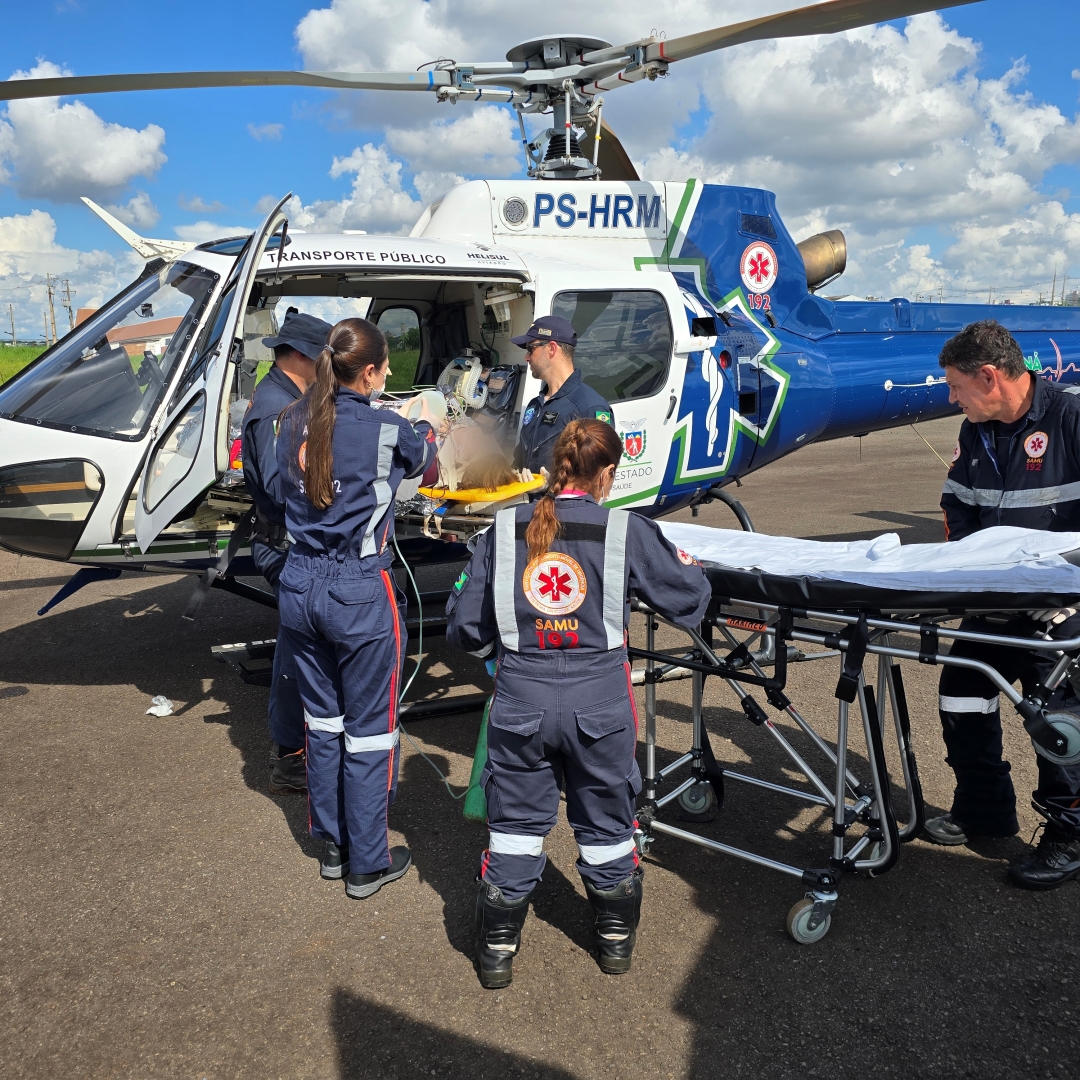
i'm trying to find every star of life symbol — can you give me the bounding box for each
[740,241,778,293]
[523,551,587,615]
[1024,431,1048,459]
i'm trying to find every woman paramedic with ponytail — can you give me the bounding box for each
[446,418,713,988]
[276,317,439,900]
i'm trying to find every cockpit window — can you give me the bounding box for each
[0,262,218,441]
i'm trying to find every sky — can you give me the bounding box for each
[2,0,1080,339]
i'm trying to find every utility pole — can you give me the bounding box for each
[1051,270,1058,306]
[45,273,58,343]
[988,285,993,305]
[8,304,15,347]
[60,278,75,330]
[44,310,50,346]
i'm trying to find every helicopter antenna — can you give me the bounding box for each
[79,197,196,261]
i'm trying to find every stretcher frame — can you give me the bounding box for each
[629,596,1080,943]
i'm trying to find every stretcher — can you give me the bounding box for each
[631,523,1080,943]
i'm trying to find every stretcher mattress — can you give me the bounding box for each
[657,524,1080,612]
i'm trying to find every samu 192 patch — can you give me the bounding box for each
[453,569,469,594]
[595,410,613,425]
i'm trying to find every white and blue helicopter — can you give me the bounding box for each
[2,0,1078,617]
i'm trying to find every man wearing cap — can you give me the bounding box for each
[512,315,614,478]
[242,309,332,796]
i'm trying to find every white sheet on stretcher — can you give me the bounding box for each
[656,523,1080,595]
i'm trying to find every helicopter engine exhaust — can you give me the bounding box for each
[797,229,847,291]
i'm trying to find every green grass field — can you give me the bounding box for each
[387,348,421,392]
[0,345,44,385]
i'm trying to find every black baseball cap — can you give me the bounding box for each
[510,314,578,348]
[263,311,333,361]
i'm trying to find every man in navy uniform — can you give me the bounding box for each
[930,319,1080,889]
[242,309,332,796]
[512,315,613,477]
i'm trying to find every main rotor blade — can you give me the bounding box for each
[644,0,982,63]
[0,69,450,102]
[578,117,640,183]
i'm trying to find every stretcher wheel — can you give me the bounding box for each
[1031,712,1080,766]
[677,781,716,816]
[786,898,831,944]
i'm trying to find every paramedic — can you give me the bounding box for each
[931,319,1080,890]
[447,418,712,987]
[275,317,439,898]
[513,315,613,478]
[242,309,332,796]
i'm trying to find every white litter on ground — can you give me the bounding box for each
[146,695,174,717]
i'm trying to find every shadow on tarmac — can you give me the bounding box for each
[330,989,577,1078]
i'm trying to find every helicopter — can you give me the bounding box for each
[2,0,1079,617]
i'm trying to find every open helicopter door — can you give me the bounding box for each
[532,272,685,510]
[133,195,290,552]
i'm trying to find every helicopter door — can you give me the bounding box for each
[133,195,290,552]
[535,275,678,508]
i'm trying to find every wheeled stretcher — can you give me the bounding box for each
[629,524,1080,943]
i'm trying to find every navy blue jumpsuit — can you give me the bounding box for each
[514,370,613,475]
[241,364,306,749]
[275,388,437,874]
[940,377,1080,834]
[446,495,712,900]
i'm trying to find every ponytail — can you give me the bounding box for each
[299,317,388,510]
[524,417,622,561]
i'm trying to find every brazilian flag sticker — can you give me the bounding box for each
[453,569,469,593]
[595,409,613,425]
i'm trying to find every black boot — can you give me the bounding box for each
[268,746,307,796]
[1008,823,1080,890]
[585,870,643,975]
[320,841,349,880]
[474,882,531,989]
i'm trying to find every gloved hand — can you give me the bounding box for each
[484,657,498,678]
[516,469,534,483]
[1029,607,1078,626]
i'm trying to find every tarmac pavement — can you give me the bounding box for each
[3,415,1080,1079]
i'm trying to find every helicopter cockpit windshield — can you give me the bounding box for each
[0,262,218,440]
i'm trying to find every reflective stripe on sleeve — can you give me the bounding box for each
[304,709,345,734]
[488,832,544,856]
[344,728,400,754]
[939,695,1000,714]
[602,509,629,650]
[493,509,519,652]
[943,478,1080,509]
[577,838,637,865]
[360,423,399,558]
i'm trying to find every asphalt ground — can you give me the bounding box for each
[4,415,1080,1079]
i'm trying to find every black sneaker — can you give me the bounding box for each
[268,746,307,796]
[345,846,412,900]
[1008,825,1080,891]
[320,841,350,880]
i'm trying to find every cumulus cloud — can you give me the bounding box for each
[0,208,140,339]
[103,191,160,230]
[179,194,225,214]
[0,61,166,202]
[173,220,251,242]
[386,109,519,177]
[248,122,284,141]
